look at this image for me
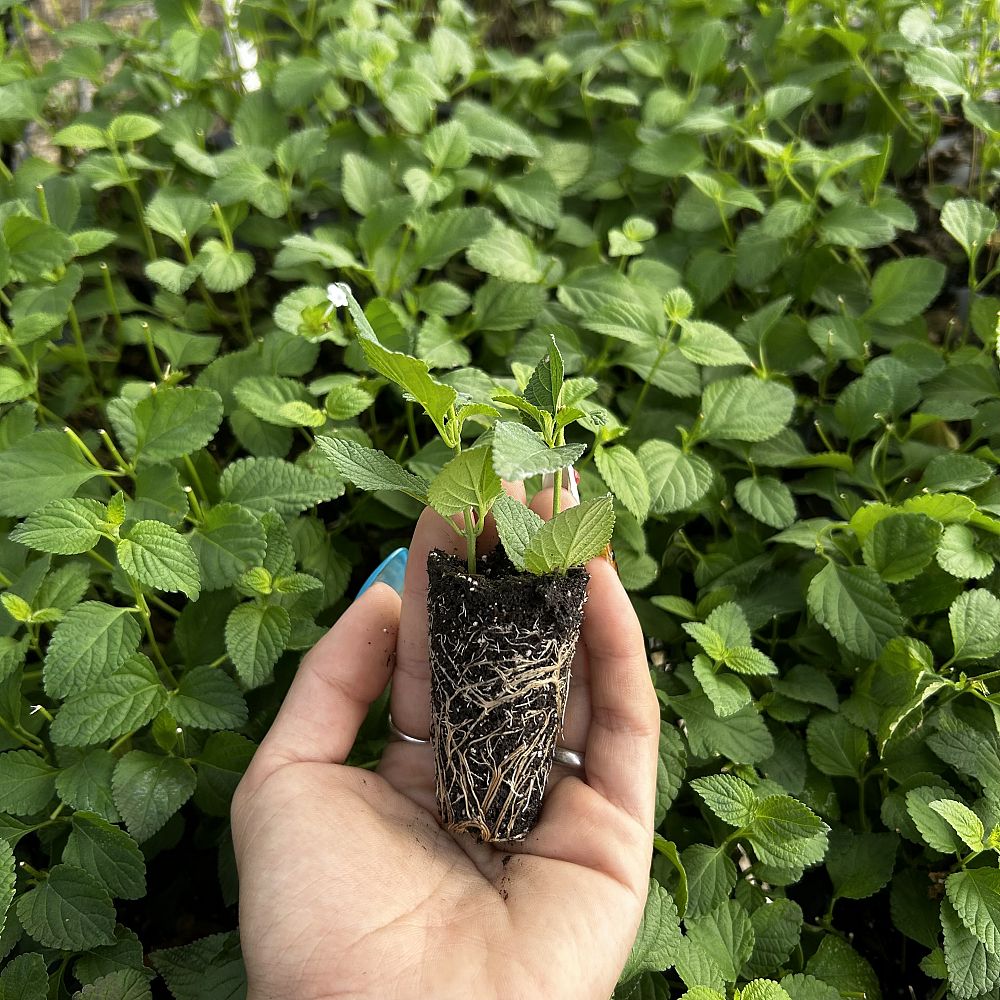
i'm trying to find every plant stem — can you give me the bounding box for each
[140,322,165,381]
[464,508,476,574]
[553,468,563,516]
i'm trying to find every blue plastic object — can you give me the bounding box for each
[356,547,408,598]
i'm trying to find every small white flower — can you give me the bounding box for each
[326,282,351,308]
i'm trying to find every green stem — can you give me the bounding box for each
[140,322,165,381]
[182,455,209,503]
[63,426,104,469]
[464,508,477,575]
[98,428,131,474]
[100,263,123,336]
[125,181,157,260]
[67,306,98,395]
[553,467,563,517]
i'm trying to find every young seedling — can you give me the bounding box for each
[318,284,616,841]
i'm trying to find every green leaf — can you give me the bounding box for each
[861,513,942,583]
[171,666,248,731]
[422,120,472,172]
[940,198,998,264]
[219,456,345,515]
[619,880,682,983]
[0,749,55,816]
[906,47,969,98]
[734,477,795,529]
[807,713,868,777]
[745,899,802,979]
[194,732,255,816]
[197,240,254,292]
[64,812,146,900]
[906,786,965,853]
[690,774,757,826]
[117,521,201,600]
[340,152,395,217]
[16,864,116,951]
[699,378,795,443]
[73,968,153,1000]
[682,844,737,919]
[596,447,650,522]
[148,930,246,1000]
[144,192,212,248]
[677,321,751,367]
[674,694,774,765]
[56,749,120,824]
[467,225,543,283]
[413,207,494,270]
[225,603,290,689]
[234,376,322,428]
[427,447,502,518]
[106,113,161,143]
[692,656,752,717]
[524,496,615,574]
[863,258,946,325]
[0,367,35,405]
[806,562,902,658]
[189,504,267,591]
[0,835,12,937]
[112,752,196,843]
[0,431,104,517]
[942,898,999,999]
[315,437,428,502]
[523,338,565,415]
[826,829,898,899]
[656,724,686,826]
[454,101,540,158]
[491,494,545,571]
[722,647,778,677]
[130,387,224,467]
[9,498,107,555]
[949,589,1000,662]
[496,171,561,229]
[0,952,48,1000]
[639,441,714,515]
[746,795,827,869]
[937,524,994,579]
[931,801,986,852]
[50,654,167,748]
[686,901,754,983]
[491,422,586,481]
[44,603,142,699]
[946,868,1000,952]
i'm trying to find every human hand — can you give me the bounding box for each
[231,486,660,1000]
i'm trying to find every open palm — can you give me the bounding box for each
[231,488,660,1000]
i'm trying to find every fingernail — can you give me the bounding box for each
[357,547,408,598]
[541,465,581,503]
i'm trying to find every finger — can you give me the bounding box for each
[579,558,659,827]
[392,506,463,739]
[251,583,401,778]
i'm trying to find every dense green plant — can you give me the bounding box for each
[0,0,999,996]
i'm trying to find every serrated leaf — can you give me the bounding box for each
[931,801,986,852]
[56,749,120,823]
[0,951,48,1000]
[148,930,246,1000]
[117,521,200,600]
[129,387,223,467]
[64,812,146,900]
[467,225,543,283]
[219,456,345,514]
[171,666,248,731]
[744,899,802,979]
[427,447,502,518]
[495,170,561,228]
[639,441,714,515]
[941,198,998,263]
[413,206,494,270]
[523,339,564,415]
[942,898,1000,999]
[112,752,196,843]
[15,864,116,951]
[0,835,12,937]
[806,562,902,658]
[937,524,994,579]
[690,774,757,826]
[50,654,167,747]
[946,868,1000,952]
[524,496,615,574]
[949,589,1000,662]
[225,603,290,689]
[491,422,586,481]
[678,321,751,366]
[863,258,946,325]
[682,844,737,920]
[746,795,827,869]
[699,377,795,443]
[315,436,428,502]
[692,657,752,717]
[596,446,650,522]
[491,494,545,571]
[723,647,778,677]
[189,504,267,591]
[619,879,682,983]
[233,376,319,428]
[0,749,55,816]
[826,829,898,899]
[686,901,755,983]
[734,477,796,529]
[44,603,142,699]
[455,101,540,158]
[0,431,104,517]
[8,498,107,555]
[656,723,686,826]
[861,513,942,583]
[906,786,964,854]
[198,240,254,292]
[73,968,153,1000]
[807,713,868,777]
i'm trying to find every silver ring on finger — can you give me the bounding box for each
[387,712,429,744]
[553,746,585,770]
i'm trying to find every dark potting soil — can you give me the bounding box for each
[426,548,589,843]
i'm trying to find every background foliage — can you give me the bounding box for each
[0,0,999,996]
